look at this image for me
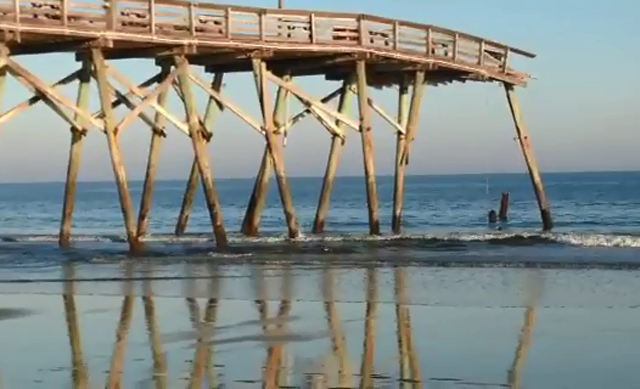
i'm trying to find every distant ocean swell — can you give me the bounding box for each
[2,231,640,248]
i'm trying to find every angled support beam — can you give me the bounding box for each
[240,76,289,237]
[394,71,426,234]
[349,84,405,135]
[399,70,426,166]
[116,66,178,134]
[136,65,172,239]
[265,70,360,132]
[504,83,553,231]
[91,48,139,251]
[0,69,80,128]
[189,71,264,135]
[392,76,411,234]
[106,64,191,136]
[174,56,228,248]
[175,73,224,236]
[59,59,91,248]
[312,78,353,233]
[252,59,298,239]
[91,72,163,120]
[5,58,103,132]
[356,60,380,235]
[290,94,344,138]
[276,85,342,134]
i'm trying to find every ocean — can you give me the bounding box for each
[1,171,639,388]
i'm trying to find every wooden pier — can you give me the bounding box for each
[0,0,553,251]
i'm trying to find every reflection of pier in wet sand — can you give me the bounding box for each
[54,262,542,388]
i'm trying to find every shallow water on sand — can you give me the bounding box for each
[1,263,640,388]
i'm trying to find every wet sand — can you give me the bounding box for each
[0,263,640,388]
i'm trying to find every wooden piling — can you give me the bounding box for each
[355,60,380,235]
[253,59,299,238]
[91,49,139,251]
[175,73,224,236]
[312,79,352,234]
[391,76,411,234]
[240,76,289,237]
[136,65,171,239]
[394,70,426,234]
[504,83,553,231]
[175,57,228,248]
[499,192,510,222]
[59,60,90,247]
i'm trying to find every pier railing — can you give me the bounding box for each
[0,0,532,82]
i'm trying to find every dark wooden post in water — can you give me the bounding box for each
[136,64,171,239]
[174,73,224,236]
[499,192,510,222]
[59,60,91,247]
[356,60,380,235]
[91,49,139,251]
[252,59,299,238]
[240,75,290,236]
[312,79,352,234]
[391,76,411,235]
[504,83,553,231]
[174,56,228,248]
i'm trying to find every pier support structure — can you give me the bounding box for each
[0,2,549,248]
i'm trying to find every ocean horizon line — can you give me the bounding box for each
[0,169,638,185]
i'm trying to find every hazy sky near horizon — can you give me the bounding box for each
[0,0,638,182]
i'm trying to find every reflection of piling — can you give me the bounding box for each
[62,263,88,389]
[359,267,378,389]
[507,271,541,389]
[142,268,168,389]
[263,266,293,389]
[322,266,352,386]
[106,263,135,389]
[394,268,422,388]
[188,266,221,389]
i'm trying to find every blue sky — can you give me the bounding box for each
[0,0,638,182]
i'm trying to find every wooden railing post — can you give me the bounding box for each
[309,13,316,44]
[503,48,510,73]
[259,10,266,41]
[358,15,366,46]
[189,2,196,36]
[61,0,68,27]
[453,33,459,61]
[149,0,155,34]
[107,0,117,30]
[478,40,485,66]
[225,7,232,39]
[393,21,399,51]
[426,27,433,55]
[14,0,19,23]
